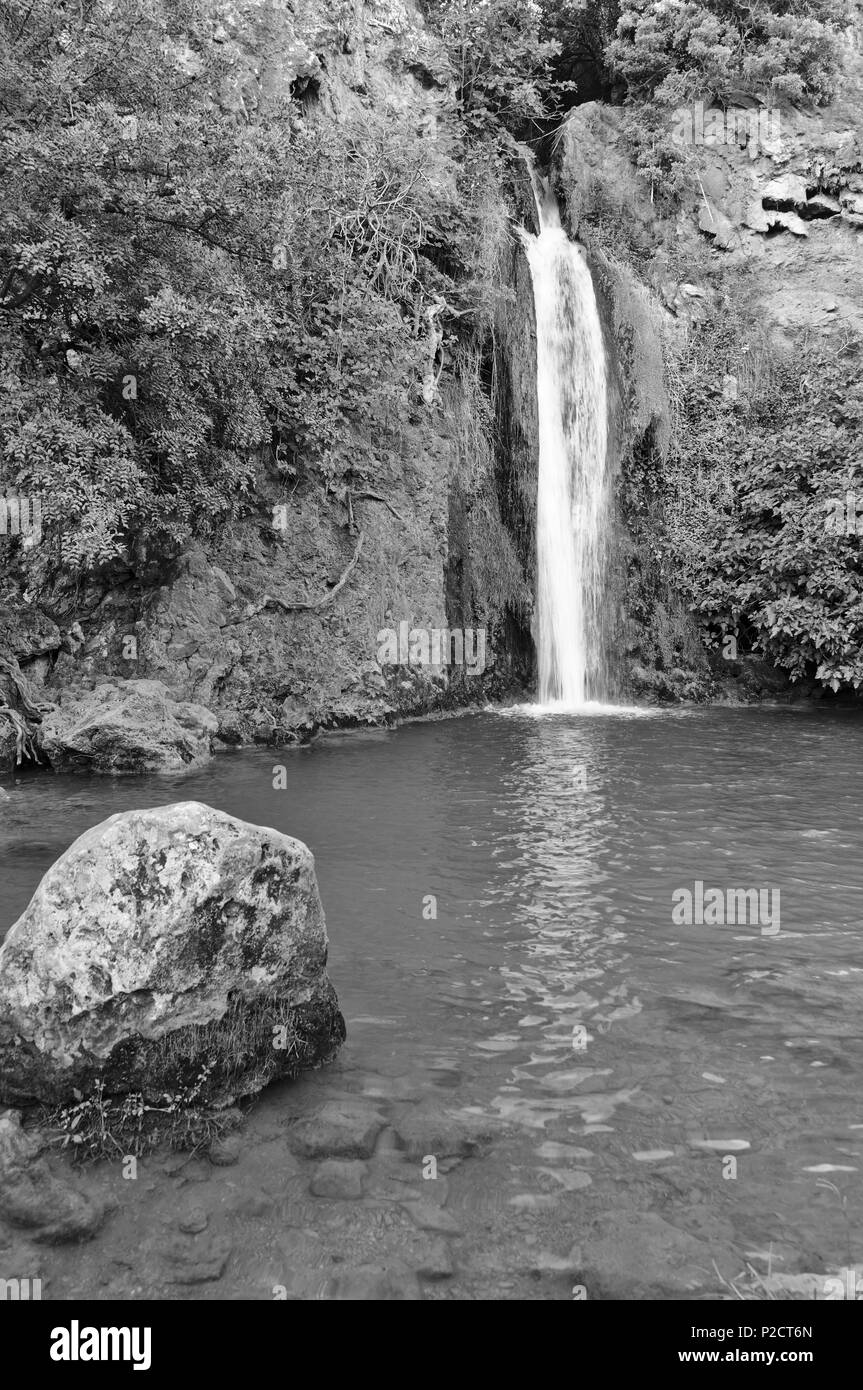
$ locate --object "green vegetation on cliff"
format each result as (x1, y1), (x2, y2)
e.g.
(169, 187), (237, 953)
(608, 0), (853, 106)
(668, 317), (863, 691)
(0, 0), (510, 580)
(3, 0), (862, 702)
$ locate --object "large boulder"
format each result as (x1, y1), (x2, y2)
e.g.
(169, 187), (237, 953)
(0, 801), (345, 1106)
(39, 679), (218, 774)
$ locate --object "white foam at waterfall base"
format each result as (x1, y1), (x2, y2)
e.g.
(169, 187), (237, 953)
(498, 700), (658, 719)
(492, 700), (658, 719)
(520, 180), (610, 708)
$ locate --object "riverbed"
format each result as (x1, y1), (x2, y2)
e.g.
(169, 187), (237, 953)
(1, 704), (861, 1299)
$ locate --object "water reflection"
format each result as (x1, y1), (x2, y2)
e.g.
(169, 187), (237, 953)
(2, 704), (863, 1296)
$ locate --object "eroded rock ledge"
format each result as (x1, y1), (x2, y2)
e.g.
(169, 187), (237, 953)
(39, 679), (219, 775)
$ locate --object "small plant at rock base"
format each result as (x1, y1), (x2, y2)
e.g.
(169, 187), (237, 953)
(42, 992), (342, 1161)
(46, 1065), (236, 1161)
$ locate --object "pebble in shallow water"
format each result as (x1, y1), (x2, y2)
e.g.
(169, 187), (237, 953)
(579, 1213), (721, 1300)
(524, 1244), (583, 1276)
(208, 1134), (243, 1167)
(508, 1193), (559, 1212)
(690, 1138), (750, 1152)
(402, 1200), (464, 1235)
(310, 1160), (368, 1199)
(394, 1102), (500, 1162)
(287, 1100), (386, 1160)
(320, 1263), (422, 1300)
(0, 1112), (108, 1244)
(405, 1235), (454, 1280)
(538, 1167), (592, 1191)
(365, 1151), (449, 1205)
(177, 1205), (209, 1235)
(162, 1231), (232, 1284)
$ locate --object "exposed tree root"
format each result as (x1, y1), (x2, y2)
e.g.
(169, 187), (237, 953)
(242, 531), (365, 619)
(353, 491), (407, 524)
(0, 654), (51, 764)
(0, 655), (48, 721)
(0, 705), (40, 764)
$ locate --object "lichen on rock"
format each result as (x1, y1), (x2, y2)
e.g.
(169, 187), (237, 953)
(0, 801), (345, 1112)
(39, 680), (219, 775)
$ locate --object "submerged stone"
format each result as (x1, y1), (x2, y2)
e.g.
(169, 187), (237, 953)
(287, 1099), (386, 1159)
(163, 1231), (232, 1284)
(0, 1110), (107, 1243)
(0, 801), (345, 1108)
(578, 1212), (721, 1299)
(208, 1134), (243, 1167)
(410, 1236), (454, 1280)
(320, 1262), (422, 1301)
(177, 1204), (209, 1235)
(401, 1200), (464, 1235)
(309, 1158), (367, 1198)
(394, 1101), (500, 1160)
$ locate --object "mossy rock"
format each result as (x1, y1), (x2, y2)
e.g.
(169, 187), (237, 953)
(0, 802), (345, 1109)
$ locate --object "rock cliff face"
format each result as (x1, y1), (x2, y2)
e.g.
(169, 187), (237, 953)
(3, 3), (859, 742)
(550, 69), (863, 702)
(0, 0), (533, 756)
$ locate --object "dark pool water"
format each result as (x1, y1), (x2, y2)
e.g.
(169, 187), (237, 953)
(1, 704), (862, 1299)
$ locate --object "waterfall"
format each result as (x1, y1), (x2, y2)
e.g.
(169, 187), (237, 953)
(520, 170), (609, 708)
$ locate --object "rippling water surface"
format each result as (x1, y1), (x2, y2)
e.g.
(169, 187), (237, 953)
(2, 704), (862, 1299)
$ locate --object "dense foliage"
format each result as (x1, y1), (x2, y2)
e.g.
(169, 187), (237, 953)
(607, 0), (854, 106)
(0, 0), (489, 576)
(3, 0), (862, 699)
(664, 319), (863, 691)
(602, 0), (857, 209)
(614, 2), (863, 693)
(422, 0), (569, 139)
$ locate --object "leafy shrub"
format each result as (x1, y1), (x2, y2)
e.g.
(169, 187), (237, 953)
(48, 1072), (232, 1159)
(663, 299), (863, 691)
(607, 0), (853, 106)
(0, 0), (490, 578)
(422, 0), (569, 138)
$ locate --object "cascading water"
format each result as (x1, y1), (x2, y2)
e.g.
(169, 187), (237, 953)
(519, 170), (610, 708)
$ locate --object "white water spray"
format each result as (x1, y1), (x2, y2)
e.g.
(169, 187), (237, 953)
(520, 171), (609, 707)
